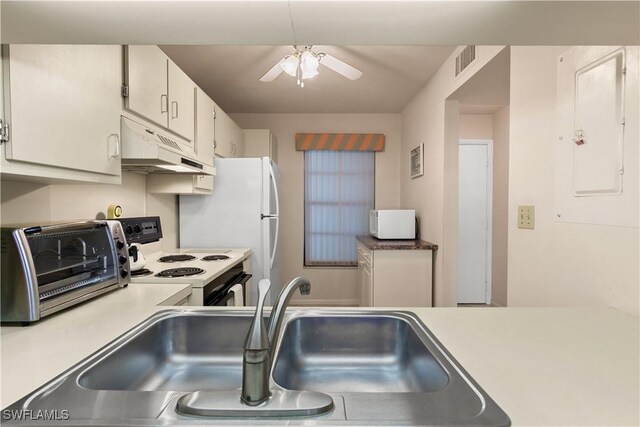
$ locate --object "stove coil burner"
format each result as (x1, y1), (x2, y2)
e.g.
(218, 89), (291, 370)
(130, 269), (153, 277)
(202, 255), (230, 261)
(158, 254), (197, 263)
(156, 267), (204, 278)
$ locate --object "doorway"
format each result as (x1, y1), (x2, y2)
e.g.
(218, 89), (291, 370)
(458, 139), (493, 304)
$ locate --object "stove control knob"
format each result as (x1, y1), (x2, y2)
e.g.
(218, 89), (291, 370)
(116, 240), (125, 250)
(125, 226), (133, 235)
(119, 256), (128, 265)
(120, 269), (129, 278)
(134, 225), (142, 233)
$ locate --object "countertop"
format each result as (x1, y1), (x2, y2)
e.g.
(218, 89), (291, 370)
(357, 235), (438, 250)
(1, 285), (638, 426)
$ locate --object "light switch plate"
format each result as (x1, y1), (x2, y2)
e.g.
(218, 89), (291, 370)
(518, 205), (535, 229)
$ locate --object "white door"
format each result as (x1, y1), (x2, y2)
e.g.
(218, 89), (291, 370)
(458, 141), (492, 304)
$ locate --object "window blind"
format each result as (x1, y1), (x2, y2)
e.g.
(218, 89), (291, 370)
(304, 150), (375, 267)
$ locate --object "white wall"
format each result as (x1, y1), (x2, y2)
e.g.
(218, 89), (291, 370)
(491, 106), (510, 307)
(507, 47), (639, 315)
(459, 115), (493, 139)
(1, 172), (179, 253)
(231, 113), (402, 305)
(401, 46), (505, 307)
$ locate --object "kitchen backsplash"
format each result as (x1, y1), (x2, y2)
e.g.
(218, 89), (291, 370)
(0, 172), (178, 251)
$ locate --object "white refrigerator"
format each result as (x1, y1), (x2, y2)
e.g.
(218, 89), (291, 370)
(179, 157), (280, 306)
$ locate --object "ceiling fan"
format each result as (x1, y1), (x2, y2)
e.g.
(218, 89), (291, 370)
(259, 45), (363, 87)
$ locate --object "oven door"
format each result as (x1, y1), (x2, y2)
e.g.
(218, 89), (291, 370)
(204, 272), (252, 306)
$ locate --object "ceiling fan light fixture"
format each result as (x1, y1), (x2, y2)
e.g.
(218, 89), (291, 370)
(300, 50), (319, 80)
(280, 55), (299, 77)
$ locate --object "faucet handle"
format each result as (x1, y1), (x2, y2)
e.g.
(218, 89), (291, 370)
(244, 279), (271, 351)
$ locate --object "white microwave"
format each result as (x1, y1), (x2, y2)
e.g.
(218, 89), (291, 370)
(369, 209), (416, 239)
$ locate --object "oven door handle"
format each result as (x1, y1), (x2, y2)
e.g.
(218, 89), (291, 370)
(215, 292), (233, 306)
(234, 273), (252, 286)
(226, 273), (251, 306)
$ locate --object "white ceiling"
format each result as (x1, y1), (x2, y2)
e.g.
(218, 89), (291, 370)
(2, 1), (638, 45)
(2, 1), (637, 114)
(159, 45), (455, 113)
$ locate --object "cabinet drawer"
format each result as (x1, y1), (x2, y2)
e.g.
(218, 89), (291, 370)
(357, 244), (373, 267)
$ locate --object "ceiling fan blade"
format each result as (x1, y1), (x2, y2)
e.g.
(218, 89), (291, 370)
(319, 54), (363, 80)
(259, 58), (285, 82)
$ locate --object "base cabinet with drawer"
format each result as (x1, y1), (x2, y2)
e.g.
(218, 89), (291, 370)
(357, 238), (436, 307)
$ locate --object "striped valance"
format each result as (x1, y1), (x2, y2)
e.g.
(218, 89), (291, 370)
(296, 133), (385, 151)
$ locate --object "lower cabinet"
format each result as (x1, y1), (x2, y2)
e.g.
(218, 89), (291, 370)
(357, 242), (433, 307)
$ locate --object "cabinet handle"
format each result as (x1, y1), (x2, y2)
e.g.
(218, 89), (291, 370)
(171, 101), (178, 119)
(109, 133), (120, 159)
(161, 94), (168, 114)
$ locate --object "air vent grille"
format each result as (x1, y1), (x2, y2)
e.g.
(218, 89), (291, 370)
(0, 236), (8, 254)
(455, 46), (476, 76)
(158, 135), (183, 151)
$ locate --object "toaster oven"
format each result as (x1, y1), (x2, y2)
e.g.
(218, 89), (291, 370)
(1, 221), (130, 324)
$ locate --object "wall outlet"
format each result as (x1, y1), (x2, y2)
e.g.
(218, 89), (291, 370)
(518, 205), (535, 229)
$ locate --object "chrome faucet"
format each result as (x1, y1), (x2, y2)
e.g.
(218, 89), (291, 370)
(241, 277), (311, 406)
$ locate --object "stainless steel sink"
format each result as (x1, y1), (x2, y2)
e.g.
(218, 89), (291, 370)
(79, 315), (251, 391)
(273, 315), (449, 393)
(3, 309), (510, 426)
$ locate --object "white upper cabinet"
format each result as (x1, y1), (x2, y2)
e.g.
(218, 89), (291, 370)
(168, 60), (195, 142)
(1, 45), (122, 183)
(243, 129), (278, 162)
(124, 46), (195, 144)
(213, 103), (243, 158)
(125, 45), (168, 128)
(195, 88), (215, 166)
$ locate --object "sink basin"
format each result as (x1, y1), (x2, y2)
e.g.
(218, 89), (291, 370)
(79, 315), (250, 391)
(3, 309), (510, 426)
(273, 315), (449, 393)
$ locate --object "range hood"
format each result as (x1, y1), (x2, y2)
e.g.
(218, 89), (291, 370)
(120, 116), (214, 175)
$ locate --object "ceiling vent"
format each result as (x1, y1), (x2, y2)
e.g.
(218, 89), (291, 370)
(455, 46), (476, 76)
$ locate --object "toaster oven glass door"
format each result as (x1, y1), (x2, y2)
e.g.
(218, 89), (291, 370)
(27, 226), (117, 300)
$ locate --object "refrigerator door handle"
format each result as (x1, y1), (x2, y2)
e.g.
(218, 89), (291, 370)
(269, 162), (280, 217)
(270, 216), (279, 269)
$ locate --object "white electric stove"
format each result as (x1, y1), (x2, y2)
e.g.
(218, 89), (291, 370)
(130, 248), (251, 306)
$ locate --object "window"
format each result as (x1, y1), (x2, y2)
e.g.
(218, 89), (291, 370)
(304, 150), (375, 266)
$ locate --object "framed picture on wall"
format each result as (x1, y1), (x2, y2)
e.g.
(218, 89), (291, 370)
(411, 144), (424, 179)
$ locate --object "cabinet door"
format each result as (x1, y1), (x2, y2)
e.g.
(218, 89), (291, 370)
(168, 60), (195, 142)
(6, 45), (122, 176)
(243, 129), (274, 158)
(362, 262), (373, 307)
(125, 45), (168, 127)
(357, 243), (373, 307)
(232, 122), (244, 157)
(195, 88), (215, 166)
(213, 104), (233, 158)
